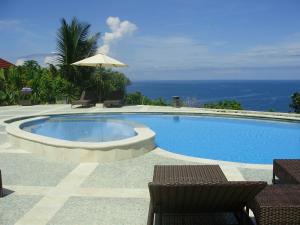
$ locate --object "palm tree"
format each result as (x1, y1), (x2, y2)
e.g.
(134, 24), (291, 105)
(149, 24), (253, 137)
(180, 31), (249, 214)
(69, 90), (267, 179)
(56, 17), (100, 87)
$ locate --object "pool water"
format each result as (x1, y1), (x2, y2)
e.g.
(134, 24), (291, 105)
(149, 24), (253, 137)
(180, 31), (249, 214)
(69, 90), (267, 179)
(22, 114), (300, 164)
(22, 117), (137, 142)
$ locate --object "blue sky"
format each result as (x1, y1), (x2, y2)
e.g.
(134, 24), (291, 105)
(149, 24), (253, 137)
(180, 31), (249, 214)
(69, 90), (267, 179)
(1, 0), (300, 80)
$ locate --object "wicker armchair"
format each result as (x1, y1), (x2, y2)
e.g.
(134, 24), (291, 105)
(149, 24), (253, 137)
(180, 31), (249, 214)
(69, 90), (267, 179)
(71, 90), (97, 108)
(147, 165), (267, 225)
(273, 159), (300, 184)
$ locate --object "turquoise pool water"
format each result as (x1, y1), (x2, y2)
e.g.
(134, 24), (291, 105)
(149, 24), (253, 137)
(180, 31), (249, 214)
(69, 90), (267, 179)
(22, 114), (300, 164)
(22, 117), (136, 142)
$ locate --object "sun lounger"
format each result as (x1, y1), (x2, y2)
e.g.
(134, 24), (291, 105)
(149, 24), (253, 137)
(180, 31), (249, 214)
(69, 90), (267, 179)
(103, 100), (123, 107)
(103, 90), (124, 108)
(272, 159), (300, 184)
(147, 165), (267, 225)
(71, 90), (97, 108)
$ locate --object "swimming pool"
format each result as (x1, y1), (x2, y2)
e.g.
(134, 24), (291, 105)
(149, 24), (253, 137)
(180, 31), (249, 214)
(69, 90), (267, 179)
(22, 117), (137, 142)
(22, 114), (300, 164)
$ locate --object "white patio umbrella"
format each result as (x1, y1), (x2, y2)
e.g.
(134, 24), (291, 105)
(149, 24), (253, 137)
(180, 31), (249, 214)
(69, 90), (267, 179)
(71, 53), (128, 103)
(71, 53), (127, 68)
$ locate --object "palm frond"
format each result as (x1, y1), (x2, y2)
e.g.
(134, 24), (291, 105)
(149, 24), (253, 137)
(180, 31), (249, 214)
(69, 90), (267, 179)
(56, 17), (100, 86)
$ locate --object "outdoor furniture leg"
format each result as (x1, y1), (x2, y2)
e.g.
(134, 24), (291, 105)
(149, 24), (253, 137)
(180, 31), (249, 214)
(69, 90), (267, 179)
(155, 206), (162, 225)
(235, 210), (254, 225)
(273, 159), (300, 184)
(0, 170), (3, 197)
(272, 170), (276, 184)
(147, 201), (154, 225)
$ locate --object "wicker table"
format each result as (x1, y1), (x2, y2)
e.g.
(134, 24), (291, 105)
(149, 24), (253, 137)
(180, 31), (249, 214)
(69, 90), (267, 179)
(153, 165), (228, 183)
(273, 159), (300, 184)
(246, 185), (300, 225)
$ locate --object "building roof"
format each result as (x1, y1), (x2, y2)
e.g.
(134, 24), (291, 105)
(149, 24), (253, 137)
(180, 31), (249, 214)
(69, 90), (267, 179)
(0, 58), (14, 69)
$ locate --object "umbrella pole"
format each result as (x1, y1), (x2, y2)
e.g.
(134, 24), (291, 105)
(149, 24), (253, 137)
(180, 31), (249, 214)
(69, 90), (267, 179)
(97, 65), (103, 103)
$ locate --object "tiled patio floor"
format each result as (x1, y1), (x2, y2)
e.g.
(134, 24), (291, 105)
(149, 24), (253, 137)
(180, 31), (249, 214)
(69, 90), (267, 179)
(0, 105), (274, 225)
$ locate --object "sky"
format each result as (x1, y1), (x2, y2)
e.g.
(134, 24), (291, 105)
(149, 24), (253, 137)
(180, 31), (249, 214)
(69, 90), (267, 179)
(1, 0), (300, 80)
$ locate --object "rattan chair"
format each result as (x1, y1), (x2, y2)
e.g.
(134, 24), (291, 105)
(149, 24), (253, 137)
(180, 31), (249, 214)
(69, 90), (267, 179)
(71, 90), (97, 108)
(273, 159), (300, 184)
(148, 179), (266, 225)
(103, 90), (124, 108)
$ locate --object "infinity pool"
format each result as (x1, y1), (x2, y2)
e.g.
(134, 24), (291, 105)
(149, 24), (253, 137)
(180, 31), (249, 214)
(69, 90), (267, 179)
(22, 114), (300, 164)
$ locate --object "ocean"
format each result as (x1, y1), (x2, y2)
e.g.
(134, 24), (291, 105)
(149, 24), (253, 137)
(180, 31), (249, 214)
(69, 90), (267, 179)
(127, 80), (300, 112)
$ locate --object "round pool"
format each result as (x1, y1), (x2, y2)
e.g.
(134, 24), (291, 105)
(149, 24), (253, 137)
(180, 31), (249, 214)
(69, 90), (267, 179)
(8, 113), (300, 164)
(21, 116), (137, 142)
(6, 115), (156, 163)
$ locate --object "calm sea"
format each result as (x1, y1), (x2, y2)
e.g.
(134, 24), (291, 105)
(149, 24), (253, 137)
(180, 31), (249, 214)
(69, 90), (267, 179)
(127, 80), (300, 112)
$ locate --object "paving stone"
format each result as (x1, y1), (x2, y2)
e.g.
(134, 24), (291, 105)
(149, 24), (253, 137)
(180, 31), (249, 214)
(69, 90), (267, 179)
(239, 167), (272, 184)
(0, 194), (42, 225)
(47, 197), (149, 225)
(82, 151), (202, 189)
(0, 133), (7, 144)
(0, 153), (77, 186)
(0, 125), (6, 132)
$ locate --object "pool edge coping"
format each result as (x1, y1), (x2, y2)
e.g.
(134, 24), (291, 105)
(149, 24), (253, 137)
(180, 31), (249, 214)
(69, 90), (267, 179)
(153, 148), (273, 169)
(6, 116), (156, 150)
(2, 105), (299, 166)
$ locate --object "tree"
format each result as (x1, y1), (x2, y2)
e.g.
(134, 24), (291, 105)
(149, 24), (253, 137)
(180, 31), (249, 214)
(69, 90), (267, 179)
(290, 92), (300, 113)
(56, 17), (100, 87)
(92, 68), (131, 101)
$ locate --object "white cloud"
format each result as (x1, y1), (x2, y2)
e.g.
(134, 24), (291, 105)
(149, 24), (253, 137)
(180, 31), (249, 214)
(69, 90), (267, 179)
(112, 33), (300, 79)
(15, 58), (25, 66)
(15, 52), (59, 67)
(0, 19), (40, 38)
(0, 20), (22, 30)
(120, 34), (300, 71)
(117, 35), (211, 71)
(98, 17), (137, 54)
(227, 41), (300, 67)
(44, 52), (59, 65)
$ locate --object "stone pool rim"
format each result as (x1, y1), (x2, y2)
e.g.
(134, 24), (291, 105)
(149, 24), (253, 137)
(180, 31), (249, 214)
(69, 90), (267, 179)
(7, 116), (156, 149)
(6, 115), (156, 162)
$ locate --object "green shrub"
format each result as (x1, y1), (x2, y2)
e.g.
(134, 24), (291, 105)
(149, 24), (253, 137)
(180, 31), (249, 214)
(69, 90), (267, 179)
(125, 92), (169, 106)
(290, 92), (300, 113)
(203, 100), (243, 110)
(150, 97), (169, 106)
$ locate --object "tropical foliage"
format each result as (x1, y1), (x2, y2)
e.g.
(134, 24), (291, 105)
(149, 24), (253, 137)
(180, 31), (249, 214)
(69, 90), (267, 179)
(290, 92), (300, 113)
(93, 68), (131, 101)
(125, 92), (169, 106)
(203, 100), (243, 110)
(56, 17), (100, 88)
(0, 17), (132, 106)
(0, 61), (77, 105)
